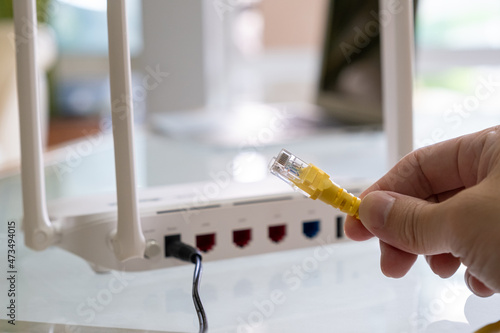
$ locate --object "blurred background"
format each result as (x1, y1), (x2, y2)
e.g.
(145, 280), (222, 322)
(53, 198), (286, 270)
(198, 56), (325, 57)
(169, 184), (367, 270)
(1, 0), (500, 170)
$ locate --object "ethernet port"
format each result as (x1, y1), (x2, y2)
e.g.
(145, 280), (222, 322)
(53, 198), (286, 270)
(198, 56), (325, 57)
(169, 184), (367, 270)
(303, 220), (320, 239)
(164, 234), (181, 257)
(268, 224), (286, 243)
(336, 216), (344, 239)
(233, 229), (252, 248)
(196, 233), (216, 253)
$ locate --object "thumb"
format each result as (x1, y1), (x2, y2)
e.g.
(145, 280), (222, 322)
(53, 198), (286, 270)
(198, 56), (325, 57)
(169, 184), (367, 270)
(359, 191), (449, 255)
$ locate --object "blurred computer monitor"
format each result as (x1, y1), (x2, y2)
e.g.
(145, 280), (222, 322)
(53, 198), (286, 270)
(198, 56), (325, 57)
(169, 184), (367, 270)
(317, 0), (417, 125)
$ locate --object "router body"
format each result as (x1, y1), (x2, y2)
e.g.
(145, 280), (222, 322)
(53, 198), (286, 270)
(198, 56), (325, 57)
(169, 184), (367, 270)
(47, 179), (366, 271)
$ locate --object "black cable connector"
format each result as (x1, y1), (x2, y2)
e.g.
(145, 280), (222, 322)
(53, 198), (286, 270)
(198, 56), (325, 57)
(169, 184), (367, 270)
(165, 239), (208, 333)
(165, 240), (199, 263)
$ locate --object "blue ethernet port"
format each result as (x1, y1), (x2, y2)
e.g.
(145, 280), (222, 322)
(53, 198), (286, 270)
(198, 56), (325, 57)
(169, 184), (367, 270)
(302, 220), (320, 239)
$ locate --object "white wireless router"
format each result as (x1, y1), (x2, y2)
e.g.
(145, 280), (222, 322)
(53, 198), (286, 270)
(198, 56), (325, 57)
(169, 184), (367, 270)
(14, 0), (413, 271)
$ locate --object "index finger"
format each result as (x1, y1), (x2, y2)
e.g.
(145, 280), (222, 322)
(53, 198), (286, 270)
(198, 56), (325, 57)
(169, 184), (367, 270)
(365, 131), (482, 200)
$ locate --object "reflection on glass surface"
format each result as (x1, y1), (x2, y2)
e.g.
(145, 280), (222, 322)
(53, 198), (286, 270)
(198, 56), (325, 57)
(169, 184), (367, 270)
(0, 320), (177, 333)
(3, 229), (499, 333)
(232, 151), (268, 183)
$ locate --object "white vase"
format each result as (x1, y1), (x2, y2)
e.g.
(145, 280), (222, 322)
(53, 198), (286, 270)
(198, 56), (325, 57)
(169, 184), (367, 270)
(0, 20), (57, 168)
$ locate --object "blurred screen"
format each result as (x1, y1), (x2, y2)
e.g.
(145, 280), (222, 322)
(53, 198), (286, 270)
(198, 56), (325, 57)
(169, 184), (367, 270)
(317, 0), (417, 125)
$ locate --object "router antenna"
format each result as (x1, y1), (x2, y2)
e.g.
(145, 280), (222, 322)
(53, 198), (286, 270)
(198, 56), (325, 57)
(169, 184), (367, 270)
(14, 0), (55, 250)
(379, 0), (414, 167)
(107, 0), (146, 261)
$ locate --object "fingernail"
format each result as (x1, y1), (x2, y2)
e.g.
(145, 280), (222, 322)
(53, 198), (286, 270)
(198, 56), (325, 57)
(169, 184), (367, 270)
(465, 272), (472, 291)
(359, 191), (395, 229)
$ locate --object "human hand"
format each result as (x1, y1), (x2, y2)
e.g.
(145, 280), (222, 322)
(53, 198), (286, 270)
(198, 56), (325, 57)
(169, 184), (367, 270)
(345, 126), (500, 297)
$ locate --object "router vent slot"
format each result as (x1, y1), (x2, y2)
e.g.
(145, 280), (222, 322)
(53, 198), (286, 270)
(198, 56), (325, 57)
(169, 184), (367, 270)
(157, 204), (221, 215)
(233, 196), (293, 206)
(189, 204), (221, 211)
(110, 198), (160, 206)
(157, 208), (188, 215)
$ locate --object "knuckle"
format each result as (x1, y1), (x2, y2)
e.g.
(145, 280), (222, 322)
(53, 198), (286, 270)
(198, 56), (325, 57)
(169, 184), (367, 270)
(442, 198), (476, 256)
(391, 200), (428, 252)
(407, 203), (428, 251)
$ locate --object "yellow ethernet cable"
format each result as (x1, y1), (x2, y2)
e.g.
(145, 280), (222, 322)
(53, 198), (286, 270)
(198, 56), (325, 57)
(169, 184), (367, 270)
(269, 149), (361, 219)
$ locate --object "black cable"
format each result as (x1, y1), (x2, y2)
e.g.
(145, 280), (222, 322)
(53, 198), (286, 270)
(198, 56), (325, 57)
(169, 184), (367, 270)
(165, 240), (208, 333)
(193, 254), (207, 333)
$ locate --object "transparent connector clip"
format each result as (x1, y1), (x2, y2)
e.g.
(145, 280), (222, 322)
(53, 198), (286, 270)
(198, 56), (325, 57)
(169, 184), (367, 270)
(269, 149), (310, 197)
(270, 148), (361, 218)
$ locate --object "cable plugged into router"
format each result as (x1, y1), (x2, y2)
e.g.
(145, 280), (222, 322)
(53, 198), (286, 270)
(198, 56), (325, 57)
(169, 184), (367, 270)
(165, 236), (208, 333)
(165, 235), (199, 262)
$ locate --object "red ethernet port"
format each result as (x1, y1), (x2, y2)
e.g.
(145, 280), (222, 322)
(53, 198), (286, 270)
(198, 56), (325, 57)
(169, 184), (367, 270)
(233, 229), (252, 248)
(268, 224), (286, 243)
(196, 233), (216, 253)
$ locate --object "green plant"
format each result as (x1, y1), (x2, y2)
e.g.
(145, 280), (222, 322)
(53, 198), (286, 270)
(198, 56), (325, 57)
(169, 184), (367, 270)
(0, 0), (52, 24)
